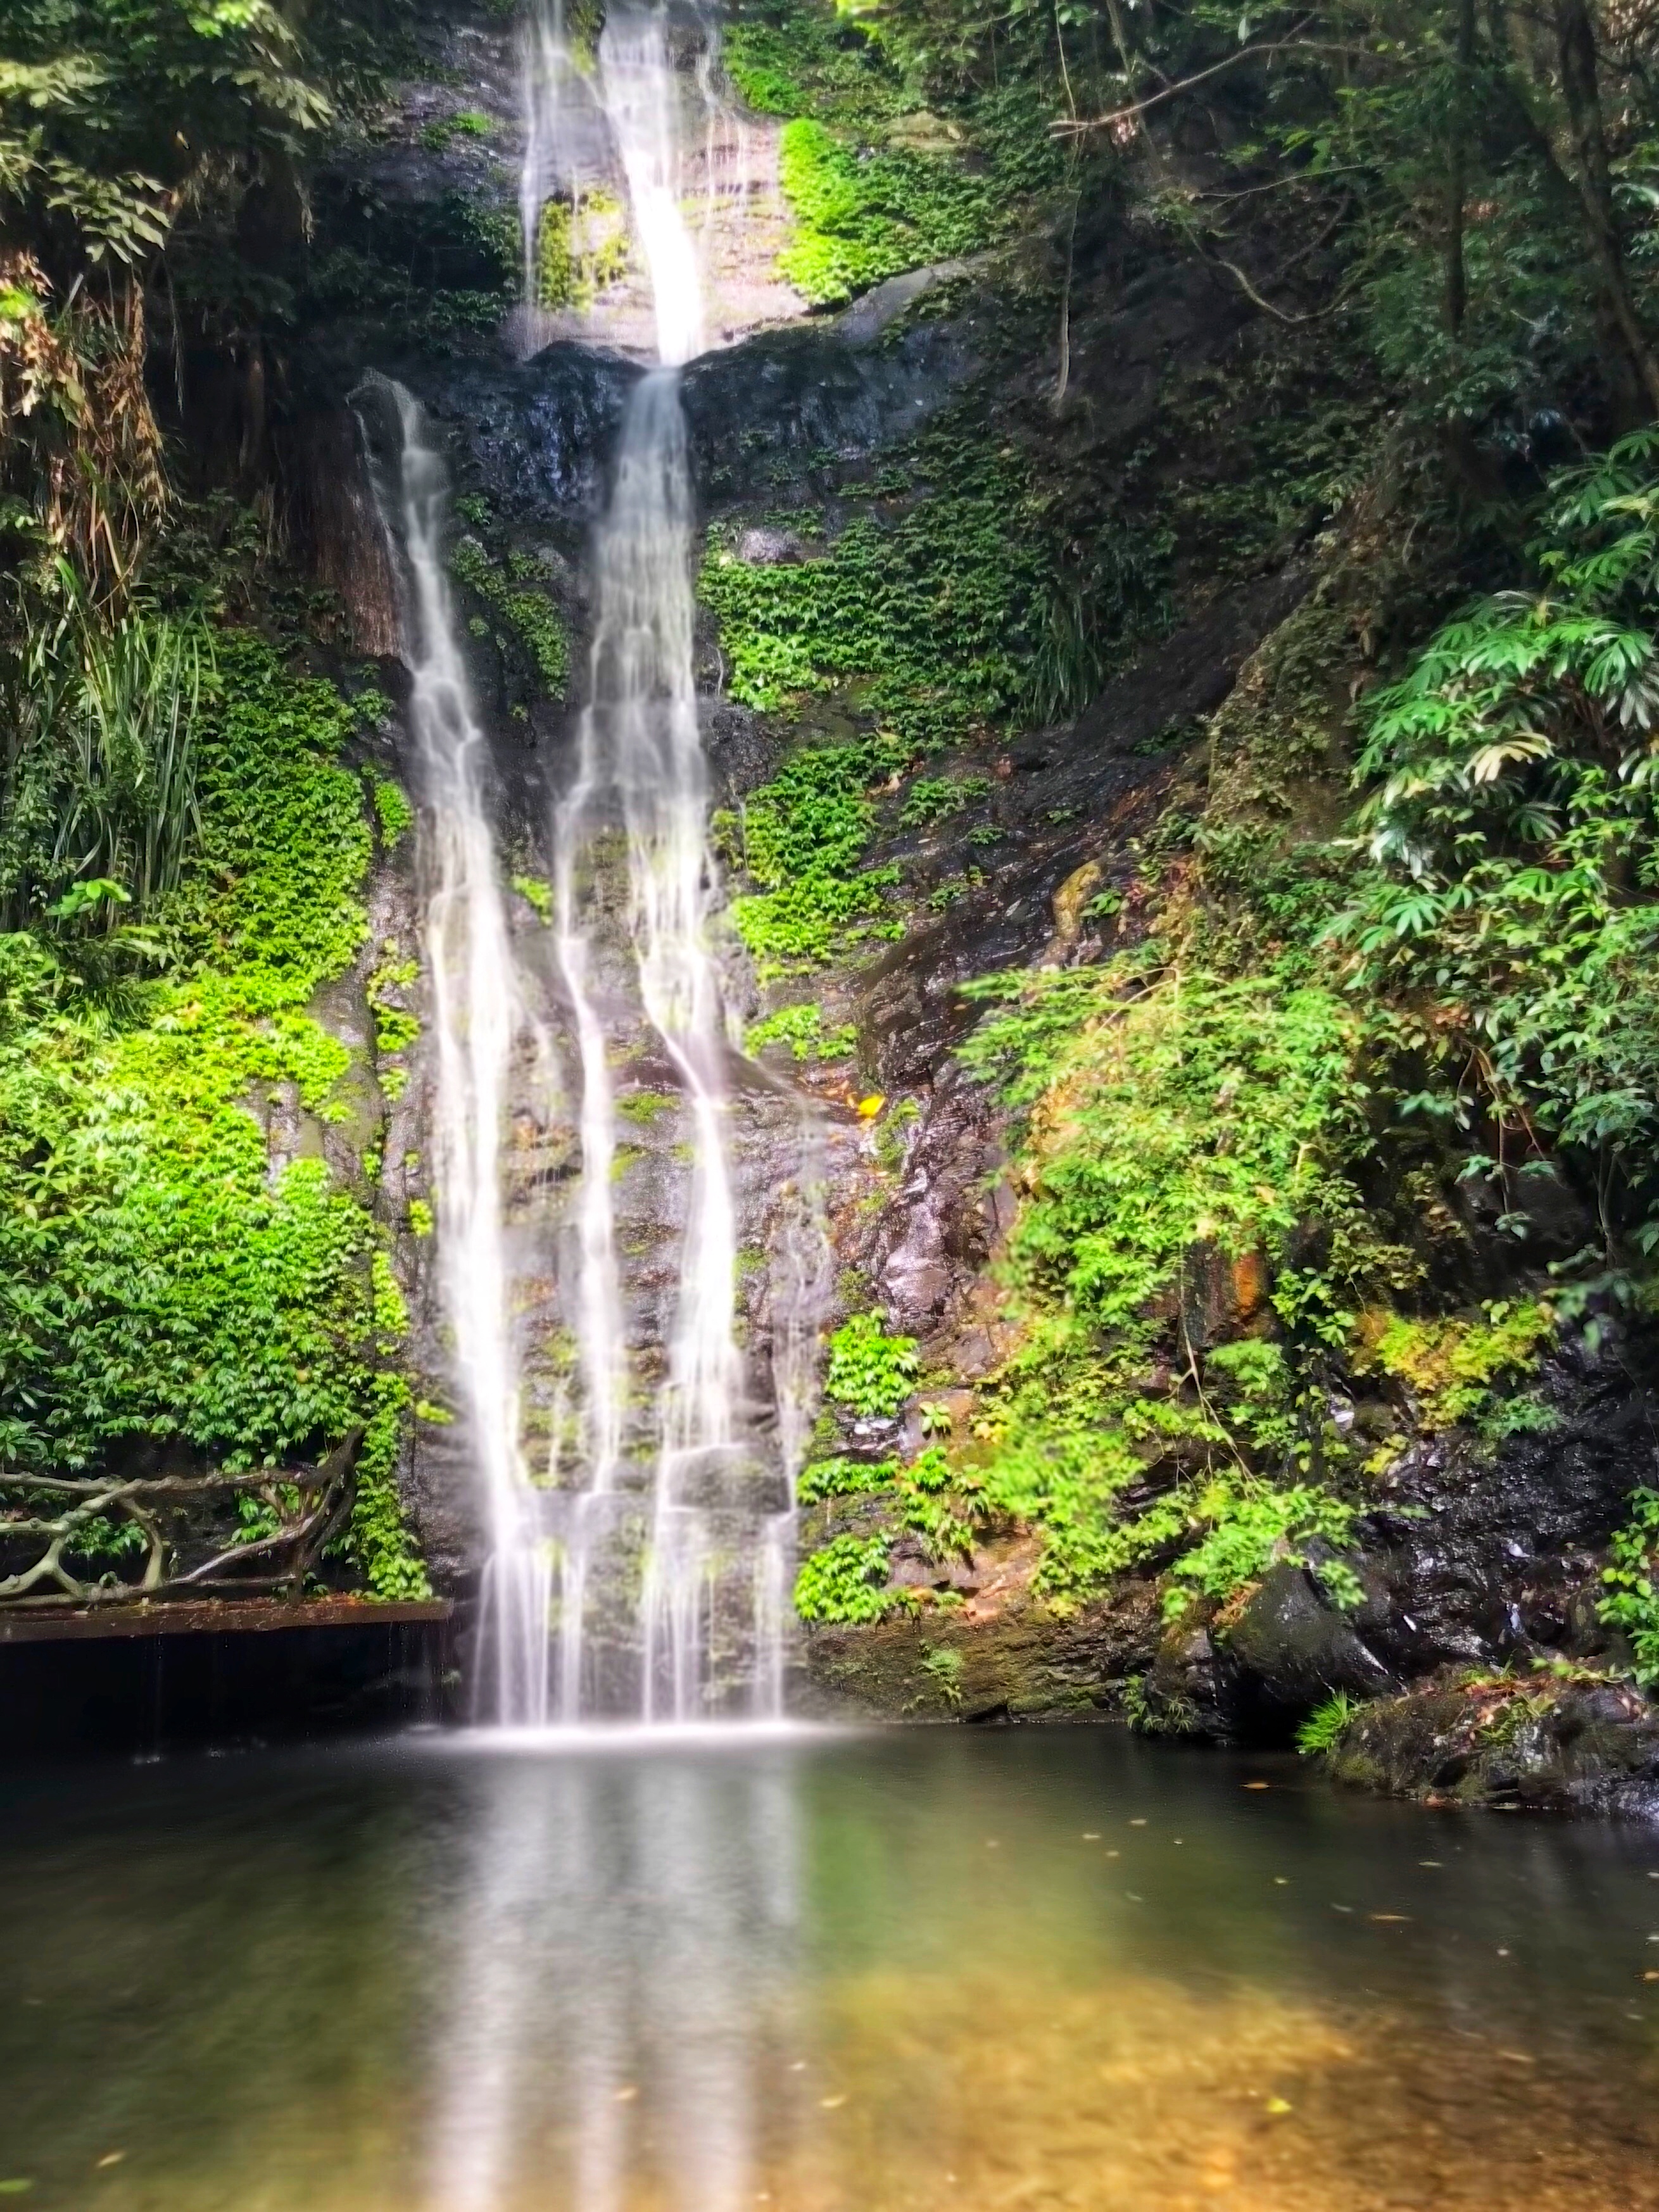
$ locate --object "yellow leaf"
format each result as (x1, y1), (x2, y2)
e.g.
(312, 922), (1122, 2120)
(856, 1094), (885, 1119)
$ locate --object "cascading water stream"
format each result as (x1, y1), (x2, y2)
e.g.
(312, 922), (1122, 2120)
(545, 7), (750, 1722)
(353, 376), (551, 1726)
(355, 0), (821, 1726)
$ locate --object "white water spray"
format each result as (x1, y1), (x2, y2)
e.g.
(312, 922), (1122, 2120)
(356, 377), (550, 1728)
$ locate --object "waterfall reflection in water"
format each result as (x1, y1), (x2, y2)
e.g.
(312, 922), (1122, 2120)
(429, 1742), (802, 2212)
(8, 1733), (1659, 2211)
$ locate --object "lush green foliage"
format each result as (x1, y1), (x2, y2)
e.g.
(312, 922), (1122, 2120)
(702, 429), (1163, 740)
(1330, 434), (1659, 1261)
(824, 1311), (921, 1419)
(0, 627), (426, 1593)
(743, 1001), (856, 1060)
(1599, 1488), (1659, 1686)
(1, 0), (333, 273)
(775, 115), (998, 305)
(939, 962), (1392, 1604)
(793, 1531), (895, 1623)
(721, 736), (902, 971)
(726, 3), (1069, 306)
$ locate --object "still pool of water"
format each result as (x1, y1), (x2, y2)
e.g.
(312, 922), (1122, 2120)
(5, 1725), (1659, 2211)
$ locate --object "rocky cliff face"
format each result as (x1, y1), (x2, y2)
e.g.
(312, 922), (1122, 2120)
(250, 0), (1659, 1797)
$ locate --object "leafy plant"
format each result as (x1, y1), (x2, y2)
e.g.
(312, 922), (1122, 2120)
(1599, 1486), (1659, 1687)
(824, 1311), (920, 1419)
(450, 537), (568, 697)
(1296, 1690), (1365, 1756)
(744, 1001), (856, 1060)
(792, 1531), (895, 1623)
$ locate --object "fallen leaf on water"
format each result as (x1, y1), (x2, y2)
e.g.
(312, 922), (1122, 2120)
(614, 2087), (639, 2103)
(820, 2096), (847, 2110)
(1243, 1782), (1270, 1792)
(1265, 2098), (1292, 2117)
(1370, 1914), (1411, 1924)
(97, 2155), (125, 2170)
(0, 2185), (34, 2198)
(1498, 2051), (1536, 2066)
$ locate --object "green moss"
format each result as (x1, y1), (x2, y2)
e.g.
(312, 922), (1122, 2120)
(776, 116), (997, 308)
(616, 1090), (676, 1124)
(534, 191), (629, 311)
(700, 428), (1168, 746)
(1354, 1302), (1556, 1431)
(720, 735), (902, 972)
(450, 535), (568, 696)
(724, 6), (1068, 307)
(420, 108), (496, 151)
(511, 873), (553, 923)
(914, 961), (1397, 1606)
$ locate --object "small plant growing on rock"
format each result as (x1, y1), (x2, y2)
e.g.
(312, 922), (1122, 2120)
(825, 1310), (920, 1419)
(1296, 1691), (1365, 1756)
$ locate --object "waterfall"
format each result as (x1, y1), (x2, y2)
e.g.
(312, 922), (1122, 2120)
(546, 6), (752, 1723)
(357, 3), (814, 1727)
(353, 375), (551, 1727)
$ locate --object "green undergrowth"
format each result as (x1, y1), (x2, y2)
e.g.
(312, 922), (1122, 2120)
(717, 733), (903, 972)
(450, 536), (568, 698)
(1600, 1489), (1659, 1686)
(0, 628), (427, 1595)
(534, 192), (628, 313)
(794, 943), (1559, 1630)
(700, 424), (1168, 743)
(744, 1001), (856, 1061)
(724, 4), (1069, 307)
(950, 959), (1397, 1607)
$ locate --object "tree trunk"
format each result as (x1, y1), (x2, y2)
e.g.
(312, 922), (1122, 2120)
(1553, 0), (1659, 415)
(1444, 0), (1477, 335)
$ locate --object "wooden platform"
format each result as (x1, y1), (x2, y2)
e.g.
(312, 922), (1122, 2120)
(0, 1598), (457, 1755)
(0, 1597), (452, 1643)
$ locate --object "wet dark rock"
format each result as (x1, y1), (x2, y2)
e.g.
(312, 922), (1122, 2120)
(801, 1533), (1162, 1722)
(1218, 1563), (1401, 1726)
(855, 565), (1312, 1088)
(1139, 1622), (1228, 1737)
(1329, 1675), (1659, 1819)
(1350, 1342), (1658, 1681)
(681, 311), (980, 495)
(857, 1064), (1004, 1337)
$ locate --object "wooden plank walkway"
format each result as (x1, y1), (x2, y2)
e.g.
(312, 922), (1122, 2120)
(0, 1599), (452, 1643)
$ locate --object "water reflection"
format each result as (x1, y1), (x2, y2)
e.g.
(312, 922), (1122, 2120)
(6, 1730), (1659, 2210)
(430, 1736), (804, 2212)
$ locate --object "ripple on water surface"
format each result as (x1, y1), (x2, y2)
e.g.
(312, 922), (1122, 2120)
(3, 1728), (1658, 2211)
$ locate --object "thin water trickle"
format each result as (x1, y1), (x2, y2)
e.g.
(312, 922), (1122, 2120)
(353, 375), (552, 1728)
